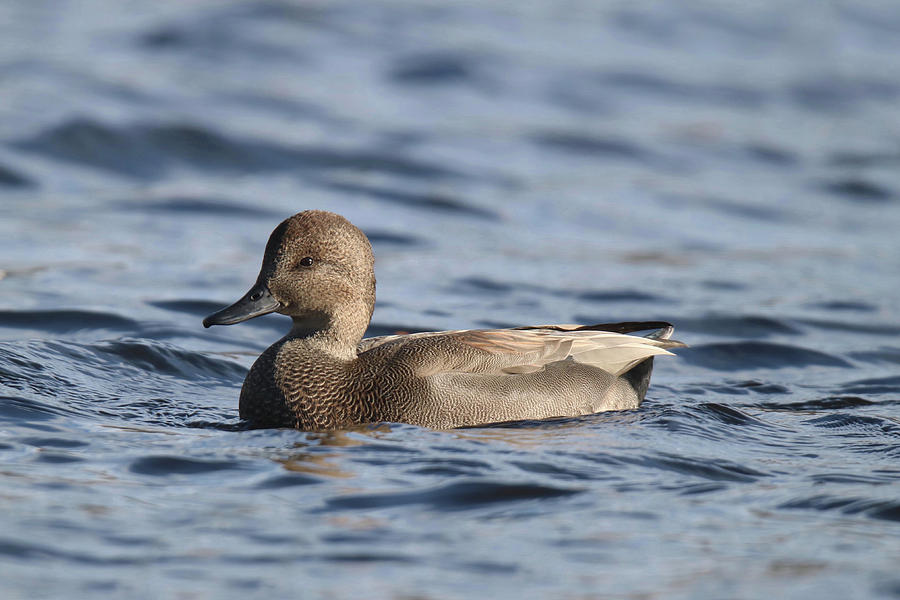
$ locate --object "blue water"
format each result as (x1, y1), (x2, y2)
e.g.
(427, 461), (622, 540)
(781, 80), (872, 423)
(2, 1), (900, 598)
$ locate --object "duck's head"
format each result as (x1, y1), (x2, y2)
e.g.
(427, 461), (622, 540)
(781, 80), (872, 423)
(203, 210), (375, 350)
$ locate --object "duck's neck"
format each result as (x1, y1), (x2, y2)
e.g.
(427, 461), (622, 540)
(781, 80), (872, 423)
(286, 306), (368, 361)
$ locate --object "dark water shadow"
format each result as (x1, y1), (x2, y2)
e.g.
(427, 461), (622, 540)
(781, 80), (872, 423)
(530, 130), (672, 168)
(0, 162), (33, 187)
(13, 119), (461, 181)
(790, 78), (900, 113)
(677, 341), (851, 370)
(753, 396), (876, 412)
(322, 181), (499, 220)
(821, 178), (894, 204)
(0, 309), (140, 334)
(659, 314), (800, 338)
(115, 196), (284, 218)
(320, 480), (581, 512)
(391, 51), (485, 86)
(598, 70), (768, 109)
(780, 495), (900, 523)
(129, 455), (250, 476)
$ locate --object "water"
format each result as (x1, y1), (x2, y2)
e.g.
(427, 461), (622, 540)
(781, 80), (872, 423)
(2, 1), (900, 598)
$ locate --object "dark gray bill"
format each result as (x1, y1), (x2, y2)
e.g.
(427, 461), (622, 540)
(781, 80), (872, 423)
(202, 284), (281, 327)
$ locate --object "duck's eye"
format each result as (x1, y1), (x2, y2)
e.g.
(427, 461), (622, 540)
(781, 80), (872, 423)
(298, 256), (314, 268)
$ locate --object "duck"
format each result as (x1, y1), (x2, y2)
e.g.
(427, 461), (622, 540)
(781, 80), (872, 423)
(203, 210), (684, 430)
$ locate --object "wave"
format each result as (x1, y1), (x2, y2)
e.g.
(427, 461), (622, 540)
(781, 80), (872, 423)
(13, 119), (460, 181)
(322, 480), (581, 512)
(0, 162), (33, 187)
(677, 341), (851, 370)
(0, 339), (244, 429)
(0, 310), (140, 335)
(780, 495), (900, 523)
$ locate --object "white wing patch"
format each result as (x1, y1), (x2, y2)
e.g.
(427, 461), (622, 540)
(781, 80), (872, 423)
(458, 328), (681, 376)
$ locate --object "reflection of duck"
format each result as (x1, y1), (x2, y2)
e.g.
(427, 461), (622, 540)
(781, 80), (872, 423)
(204, 210), (684, 430)
(274, 431), (375, 480)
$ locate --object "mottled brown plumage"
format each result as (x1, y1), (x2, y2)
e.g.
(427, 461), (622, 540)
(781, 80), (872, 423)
(203, 210), (684, 430)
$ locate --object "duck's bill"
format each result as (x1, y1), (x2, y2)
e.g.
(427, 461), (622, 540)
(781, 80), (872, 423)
(202, 284), (281, 327)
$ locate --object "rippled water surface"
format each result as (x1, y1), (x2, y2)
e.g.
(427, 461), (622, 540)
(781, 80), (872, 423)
(2, 1), (900, 598)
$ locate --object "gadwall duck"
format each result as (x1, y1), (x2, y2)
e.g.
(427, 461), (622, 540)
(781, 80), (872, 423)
(203, 210), (684, 430)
